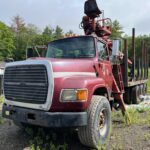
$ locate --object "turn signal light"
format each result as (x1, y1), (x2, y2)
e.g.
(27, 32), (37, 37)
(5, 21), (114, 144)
(77, 90), (88, 101)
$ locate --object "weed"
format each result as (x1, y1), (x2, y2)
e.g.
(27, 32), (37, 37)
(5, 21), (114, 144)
(124, 111), (131, 125)
(98, 145), (106, 150)
(147, 68), (150, 94)
(112, 143), (123, 150)
(136, 106), (150, 113)
(49, 142), (57, 150)
(124, 109), (140, 125)
(144, 133), (150, 141)
(147, 121), (150, 128)
(26, 127), (68, 150)
(25, 127), (34, 137)
(112, 110), (124, 123)
(113, 108), (147, 126)
(146, 111), (150, 128)
(0, 116), (3, 124)
(0, 96), (4, 103)
(57, 143), (68, 150)
(112, 110), (122, 118)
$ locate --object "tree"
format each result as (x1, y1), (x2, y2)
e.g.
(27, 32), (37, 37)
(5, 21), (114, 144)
(43, 26), (53, 37)
(27, 24), (40, 35)
(110, 20), (123, 39)
(66, 30), (74, 35)
(42, 26), (54, 44)
(0, 21), (15, 60)
(26, 24), (41, 46)
(126, 35), (150, 65)
(11, 15), (27, 60)
(10, 16), (42, 60)
(11, 15), (26, 33)
(53, 25), (63, 40)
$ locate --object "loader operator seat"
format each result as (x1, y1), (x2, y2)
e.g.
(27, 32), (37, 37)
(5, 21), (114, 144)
(84, 0), (102, 18)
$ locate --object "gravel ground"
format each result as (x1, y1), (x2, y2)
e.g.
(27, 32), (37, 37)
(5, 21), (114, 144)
(0, 103), (150, 150)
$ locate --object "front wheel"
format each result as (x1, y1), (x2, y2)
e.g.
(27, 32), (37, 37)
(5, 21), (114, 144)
(78, 96), (111, 149)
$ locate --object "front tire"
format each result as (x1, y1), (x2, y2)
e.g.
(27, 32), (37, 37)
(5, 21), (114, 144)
(78, 96), (111, 149)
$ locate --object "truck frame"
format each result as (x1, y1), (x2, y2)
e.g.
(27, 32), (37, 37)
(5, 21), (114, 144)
(2, 0), (149, 149)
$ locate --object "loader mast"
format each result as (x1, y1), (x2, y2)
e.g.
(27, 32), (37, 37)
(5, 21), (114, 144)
(81, 0), (127, 113)
(81, 0), (112, 41)
(80, 0), (149, 112)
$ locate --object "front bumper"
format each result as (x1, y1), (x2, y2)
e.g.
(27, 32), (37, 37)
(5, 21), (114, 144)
(2, 104), (87, 127)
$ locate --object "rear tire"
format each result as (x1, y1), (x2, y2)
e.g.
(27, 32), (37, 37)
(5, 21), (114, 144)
(124, 88), (131, 104)
(131, 86), (140, 104)
(139, 85), (143, 96)
(78, 96), (111, 149)
(143, 84), (147, 95)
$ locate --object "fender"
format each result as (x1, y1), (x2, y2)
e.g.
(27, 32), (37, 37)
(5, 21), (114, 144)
(50, 75), (108, 112)
(92, 84), (112, 100)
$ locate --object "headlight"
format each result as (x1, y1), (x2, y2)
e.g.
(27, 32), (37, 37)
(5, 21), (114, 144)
(60, 89), (88, 102)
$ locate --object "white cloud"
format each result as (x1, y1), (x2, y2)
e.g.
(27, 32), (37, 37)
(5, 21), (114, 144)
(0, 0), (150, 35)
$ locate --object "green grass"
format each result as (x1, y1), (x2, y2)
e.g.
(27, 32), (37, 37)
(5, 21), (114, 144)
(0, 96), (4, 104)
(147, 68), (150, 93)
(0, 96), (4, 124)
(0, 116), (3, 124)
(112, 108), (150, 127)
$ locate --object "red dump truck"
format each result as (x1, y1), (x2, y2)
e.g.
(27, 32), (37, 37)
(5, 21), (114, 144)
(2, 0), (149, 148)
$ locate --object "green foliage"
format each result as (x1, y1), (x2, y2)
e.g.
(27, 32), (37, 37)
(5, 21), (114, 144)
(42, 26), (54, 44)
(125, 35), (150, 64)
(11, 16), (46, 60)
(5, 16), (68, 60)
(43, 26), (54, 37)
(53, 25), (63, 40)
(0, 21), (15, 60)
(110, 20), (123, 39)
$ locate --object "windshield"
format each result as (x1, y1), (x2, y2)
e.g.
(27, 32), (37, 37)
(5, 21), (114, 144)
(46, 37), (95, 58)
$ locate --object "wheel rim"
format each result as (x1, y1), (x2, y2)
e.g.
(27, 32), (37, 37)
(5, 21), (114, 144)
(98, 108), (108, 137)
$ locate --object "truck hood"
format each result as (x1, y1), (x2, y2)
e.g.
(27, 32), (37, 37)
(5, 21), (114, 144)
(31, 58), (96, 78)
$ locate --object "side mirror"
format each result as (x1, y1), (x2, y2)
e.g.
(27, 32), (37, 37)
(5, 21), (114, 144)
(112, 40), (120, 56)
(5, 58), (14, 62)
(26, 48), (33, 59)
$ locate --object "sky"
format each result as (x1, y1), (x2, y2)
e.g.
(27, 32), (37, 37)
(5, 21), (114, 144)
(0, 0), (150, 36)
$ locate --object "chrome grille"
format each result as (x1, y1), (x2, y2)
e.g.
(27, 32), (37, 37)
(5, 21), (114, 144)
(4, 65), (48, 104)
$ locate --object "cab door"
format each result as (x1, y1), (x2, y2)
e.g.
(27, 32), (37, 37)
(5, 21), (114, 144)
(97, 40), (113, 90)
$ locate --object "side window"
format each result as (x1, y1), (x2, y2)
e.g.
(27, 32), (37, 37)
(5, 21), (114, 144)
(97, 41), (107, 60)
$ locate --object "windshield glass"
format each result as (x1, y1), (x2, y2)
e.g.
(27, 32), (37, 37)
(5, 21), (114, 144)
(46, 37), (95, 58)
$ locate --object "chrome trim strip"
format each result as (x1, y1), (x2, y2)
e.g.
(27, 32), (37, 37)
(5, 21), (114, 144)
(54, 72), (96, 78)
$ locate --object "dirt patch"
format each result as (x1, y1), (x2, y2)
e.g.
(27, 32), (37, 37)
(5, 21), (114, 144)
(108, 121), (150, 150)
(0, 105), (150, 150)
